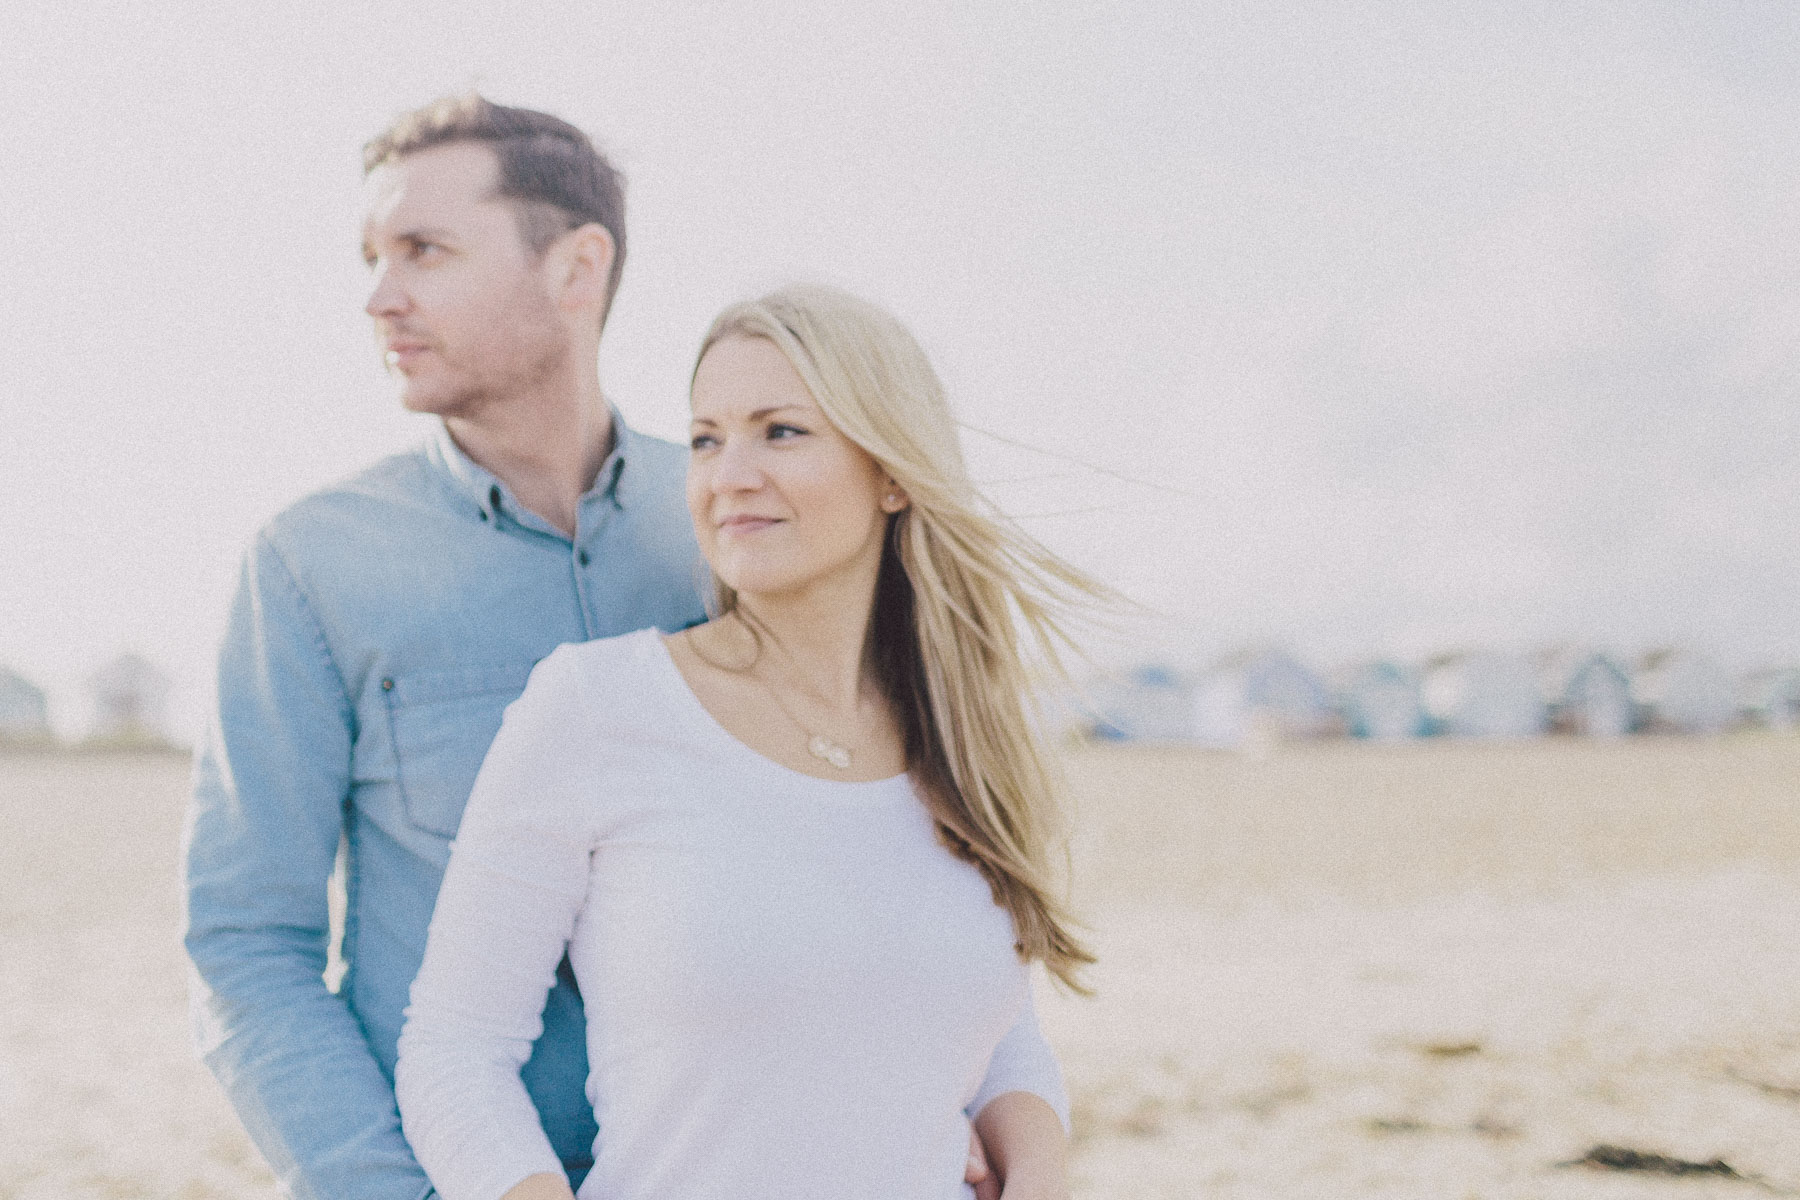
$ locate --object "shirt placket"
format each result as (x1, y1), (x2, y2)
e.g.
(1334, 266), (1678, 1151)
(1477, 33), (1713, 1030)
(571, 482), (620, 640)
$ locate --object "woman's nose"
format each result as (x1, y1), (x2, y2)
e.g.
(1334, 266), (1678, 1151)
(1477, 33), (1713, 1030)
(709, 439), (764, 492)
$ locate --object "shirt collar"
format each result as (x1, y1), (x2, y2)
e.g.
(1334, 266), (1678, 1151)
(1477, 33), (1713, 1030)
(603, 418), (654, 512)
(425, 408), (642, 525)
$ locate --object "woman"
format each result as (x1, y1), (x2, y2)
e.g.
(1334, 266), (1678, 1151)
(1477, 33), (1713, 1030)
(395, 285), (1103, 1199)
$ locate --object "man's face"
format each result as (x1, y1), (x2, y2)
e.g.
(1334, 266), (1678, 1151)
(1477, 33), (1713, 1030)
(361, 142), (567, 418)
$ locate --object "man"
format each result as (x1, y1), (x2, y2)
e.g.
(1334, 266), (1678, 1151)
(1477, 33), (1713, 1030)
(182, 94), (1064, 1200)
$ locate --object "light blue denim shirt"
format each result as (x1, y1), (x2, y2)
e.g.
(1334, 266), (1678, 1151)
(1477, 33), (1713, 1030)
(182, 416), (708, 1200)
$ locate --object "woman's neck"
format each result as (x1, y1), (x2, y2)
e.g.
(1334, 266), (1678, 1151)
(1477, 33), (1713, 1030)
(726, 577), (879, 712)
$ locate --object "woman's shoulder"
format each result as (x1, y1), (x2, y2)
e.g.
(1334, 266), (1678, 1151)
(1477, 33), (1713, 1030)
(481, 629), (679, 797)
(520, 627), (675, 722)
(537, 625), (668, 673)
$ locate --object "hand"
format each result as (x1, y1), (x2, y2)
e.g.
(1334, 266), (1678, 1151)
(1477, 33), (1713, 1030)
(967, 1120), (1073, 1200)
(966, 1126), (1000, 1200)
(500, 1172), (577, 1200)
(971, 1091), (1070, 1200)
(993, 1171), (1072, 1200)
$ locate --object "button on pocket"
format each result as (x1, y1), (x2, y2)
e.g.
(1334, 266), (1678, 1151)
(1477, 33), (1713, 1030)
(381, 664), (535, 839)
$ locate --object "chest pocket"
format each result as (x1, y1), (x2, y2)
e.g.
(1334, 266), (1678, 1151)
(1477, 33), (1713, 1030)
(381, 663), (536, 839)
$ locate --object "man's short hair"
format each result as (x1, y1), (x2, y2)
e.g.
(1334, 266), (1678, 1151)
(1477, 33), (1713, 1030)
(364, 94), (628, 326)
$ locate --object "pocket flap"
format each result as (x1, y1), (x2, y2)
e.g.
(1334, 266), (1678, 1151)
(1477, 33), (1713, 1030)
(382, 663), (536, 838)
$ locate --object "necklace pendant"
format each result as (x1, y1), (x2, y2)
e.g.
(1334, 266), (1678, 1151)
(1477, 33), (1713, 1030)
(808, 734), (853, 770)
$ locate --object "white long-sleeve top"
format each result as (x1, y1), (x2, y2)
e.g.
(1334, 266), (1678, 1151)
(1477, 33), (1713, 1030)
(395, 629), (1068, 1200)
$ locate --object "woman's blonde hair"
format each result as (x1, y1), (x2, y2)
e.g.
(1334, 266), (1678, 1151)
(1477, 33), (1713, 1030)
(695, 283), (1104, 991)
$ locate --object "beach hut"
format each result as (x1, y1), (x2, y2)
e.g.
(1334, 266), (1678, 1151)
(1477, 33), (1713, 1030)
(1739, 668), (1800, 732)
(1086, 664), (1193, 743)
(1335, 660), (1426, 741)
(1190, 649), (1335, 750)
(1631, 649), (1736, 735)
(0, 668), (52, 743)
(1421, 651), (1546, 739)
(1537, 648), (1635, 737)
(86, 652), (173, 745)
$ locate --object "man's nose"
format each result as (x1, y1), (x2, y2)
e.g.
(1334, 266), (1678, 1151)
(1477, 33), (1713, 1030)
(365, 265), (410, 319)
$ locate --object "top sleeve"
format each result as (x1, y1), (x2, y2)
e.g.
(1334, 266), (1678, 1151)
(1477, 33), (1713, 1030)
(967, 988), (1071, 1133)
(182, 533), (435, 1200)
(394, 647), (600, 1200)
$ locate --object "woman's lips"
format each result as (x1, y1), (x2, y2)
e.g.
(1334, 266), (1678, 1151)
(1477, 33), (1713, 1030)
(716, 515), (779, 534)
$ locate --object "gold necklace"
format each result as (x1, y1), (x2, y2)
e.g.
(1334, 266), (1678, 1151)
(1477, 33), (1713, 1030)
(687, 620), (857, 770)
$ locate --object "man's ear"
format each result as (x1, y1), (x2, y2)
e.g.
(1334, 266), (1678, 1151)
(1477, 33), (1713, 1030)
(553, 223), (616, 317)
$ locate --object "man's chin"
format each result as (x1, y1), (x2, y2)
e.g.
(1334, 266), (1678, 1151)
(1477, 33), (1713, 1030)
(397, 387), (464, 418)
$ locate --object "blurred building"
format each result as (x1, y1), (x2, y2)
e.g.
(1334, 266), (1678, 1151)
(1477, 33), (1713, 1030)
(1085, 664), (1193, 743)
(1421, 651), (1546, 739)
(1537, 648), (1634, 737)
(1739, 668), (1800, 732)
(1631, 649), (1736, 735)
(86, 652), (174, 745)
(1190, 648), (1335, 750)
(1335, 660), (1426, 742)
(0, 667), (52, 744)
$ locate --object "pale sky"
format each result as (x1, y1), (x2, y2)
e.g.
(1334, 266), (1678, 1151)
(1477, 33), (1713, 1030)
(4, 1), (1798, 738)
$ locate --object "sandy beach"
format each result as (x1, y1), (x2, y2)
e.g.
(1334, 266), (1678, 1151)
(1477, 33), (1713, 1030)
(5, 736), (1799, 1199)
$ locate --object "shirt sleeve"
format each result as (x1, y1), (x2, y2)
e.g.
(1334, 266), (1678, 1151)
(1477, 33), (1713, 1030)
(966, 988), (1071, 1133)
(395, 648), (598, 1200)
(181, 533), (435, 1200)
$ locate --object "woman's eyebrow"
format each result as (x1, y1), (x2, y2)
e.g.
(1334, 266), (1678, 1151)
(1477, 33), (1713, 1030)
(690, 405), (810, 426)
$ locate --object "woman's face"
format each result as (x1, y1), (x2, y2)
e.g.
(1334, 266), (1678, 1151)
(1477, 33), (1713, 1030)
(687, 335), (902, 602)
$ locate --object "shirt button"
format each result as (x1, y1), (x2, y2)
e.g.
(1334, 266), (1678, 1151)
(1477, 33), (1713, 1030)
(578, 550), (591, 567)
(381, 678), (394, 691)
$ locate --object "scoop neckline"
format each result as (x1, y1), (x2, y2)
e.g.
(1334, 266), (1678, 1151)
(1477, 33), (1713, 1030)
(641, 629), (914, 795)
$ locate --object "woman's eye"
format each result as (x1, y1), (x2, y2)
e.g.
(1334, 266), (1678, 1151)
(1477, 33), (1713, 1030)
(689, 432), (718, 451)
(767, 423), (807, 440)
